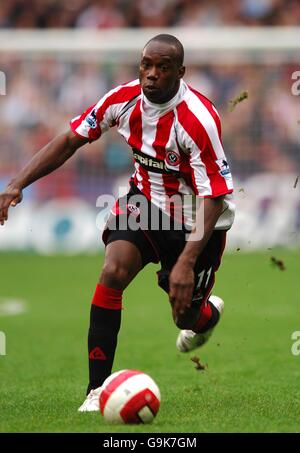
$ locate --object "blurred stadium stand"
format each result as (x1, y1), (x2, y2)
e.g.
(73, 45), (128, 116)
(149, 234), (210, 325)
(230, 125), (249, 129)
(1, 0), (300, 28)
(0, 1), (299, 252)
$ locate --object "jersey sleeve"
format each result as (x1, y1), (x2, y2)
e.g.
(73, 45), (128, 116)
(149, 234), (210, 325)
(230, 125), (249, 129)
(69, 88), (120, 142)
(70, 104), (100, 142)
(70, 80), (141, 143)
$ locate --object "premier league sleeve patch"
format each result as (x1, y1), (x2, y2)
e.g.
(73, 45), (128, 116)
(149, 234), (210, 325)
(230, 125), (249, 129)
(84, 109), (97, 129)
(215, 158), (232, 180)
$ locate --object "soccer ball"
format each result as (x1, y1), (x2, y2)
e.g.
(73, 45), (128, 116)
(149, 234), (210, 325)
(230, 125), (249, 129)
(99, 369), (161, 424)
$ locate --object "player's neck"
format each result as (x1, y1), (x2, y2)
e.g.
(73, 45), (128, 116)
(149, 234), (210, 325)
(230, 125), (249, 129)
(144, 80), (183, 108)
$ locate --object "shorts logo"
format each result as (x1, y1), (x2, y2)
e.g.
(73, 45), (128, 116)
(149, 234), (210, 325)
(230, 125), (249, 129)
(127, 204), (140, 216)
(85, 109), (97, 129)
(216, 158), (231, 179)
(166, 151), (180, 167)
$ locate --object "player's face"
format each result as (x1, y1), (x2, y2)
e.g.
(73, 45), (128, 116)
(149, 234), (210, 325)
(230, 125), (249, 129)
(139, 41), (185, 104)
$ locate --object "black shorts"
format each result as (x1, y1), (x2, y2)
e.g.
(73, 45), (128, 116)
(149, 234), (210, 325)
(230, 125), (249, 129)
(103, 183), (226, 305)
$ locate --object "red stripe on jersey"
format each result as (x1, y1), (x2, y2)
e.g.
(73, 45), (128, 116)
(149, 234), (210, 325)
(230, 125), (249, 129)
(120, 388), (160, 423)
(128, 100), (151, 198)
(113, 83), (141, 103)
(152, 111), (174, 160)
(128, 99), (143, 150)
(178, 152), (195, 191)
(133, 171), (139, 192)
(176, 102), (203, 195)
(94, 84), (141, 141)
(152, 111), (180, 218)
(152, 112), (180, 197)
(189, 86), (222, 140)
(98, 84), (141, 124)
(100, 370), (143, 414)
(177, 101), (228, 197)
(135, 164), (151, 200)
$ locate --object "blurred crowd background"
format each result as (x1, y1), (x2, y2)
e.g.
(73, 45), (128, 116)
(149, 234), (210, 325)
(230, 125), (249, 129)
(1, 0), (300, 28)
(0, 0), (299, 203)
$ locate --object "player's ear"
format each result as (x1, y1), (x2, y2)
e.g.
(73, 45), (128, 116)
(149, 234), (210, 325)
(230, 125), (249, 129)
(178, 66), (185, 79)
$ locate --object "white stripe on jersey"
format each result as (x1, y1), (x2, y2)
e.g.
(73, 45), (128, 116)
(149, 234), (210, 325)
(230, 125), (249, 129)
(118, 104), (137, 142)
(140, 115), (168, 211)
(187, 90), (233, 192)
(176, 120), (213, 197)
(141, 116), (158, 158)
(149, 173), (167, 212)
(188, 90), (225, 159)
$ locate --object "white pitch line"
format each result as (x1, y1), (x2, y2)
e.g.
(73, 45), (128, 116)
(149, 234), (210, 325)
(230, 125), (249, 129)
(0, 299), (27, 316)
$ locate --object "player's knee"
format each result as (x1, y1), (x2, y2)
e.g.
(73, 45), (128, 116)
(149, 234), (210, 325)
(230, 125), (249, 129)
(100, 261), (133, 290)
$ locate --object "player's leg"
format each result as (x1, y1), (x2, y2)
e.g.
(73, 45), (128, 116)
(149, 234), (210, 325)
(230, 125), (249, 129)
(172, 265), (219, 331)
(175, 287), (225, 353)
(79, 220), (158, 412)
(79, 186), (160, 411)
(87, 240), (143, 393)
(159, 263), (222, 331)
(157, 230), (226, 351)
(79, 239), (144, 412)
(175, 231), (227, 352)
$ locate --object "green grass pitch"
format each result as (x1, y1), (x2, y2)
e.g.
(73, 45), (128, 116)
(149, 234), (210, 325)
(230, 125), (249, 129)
(0, 249), (299, 433)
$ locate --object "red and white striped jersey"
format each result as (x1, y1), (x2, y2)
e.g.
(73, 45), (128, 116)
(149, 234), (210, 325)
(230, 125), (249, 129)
(70, 79), (235, 229)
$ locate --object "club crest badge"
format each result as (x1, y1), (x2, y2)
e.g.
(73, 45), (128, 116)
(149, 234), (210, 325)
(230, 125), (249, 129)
(166, 151), (180, 167)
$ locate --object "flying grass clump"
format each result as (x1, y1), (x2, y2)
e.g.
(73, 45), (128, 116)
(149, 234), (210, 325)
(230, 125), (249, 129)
(191, 355), (207, 371)
(270, 256), (286, 271)
(228, 90), (249, 111)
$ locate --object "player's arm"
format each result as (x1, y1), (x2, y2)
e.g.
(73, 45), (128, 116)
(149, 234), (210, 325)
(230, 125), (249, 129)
(169, 195), (224, 317)
(170, 101), (233, 315)
(0, 130), (88, 225)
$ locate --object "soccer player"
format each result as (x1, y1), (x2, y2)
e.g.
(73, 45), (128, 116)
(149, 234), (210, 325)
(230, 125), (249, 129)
(0, 34), (235, 411)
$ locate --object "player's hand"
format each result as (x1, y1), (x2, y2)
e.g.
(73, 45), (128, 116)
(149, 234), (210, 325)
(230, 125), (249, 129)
(0, 185), (23, 225)
(169, 260), (195, 317)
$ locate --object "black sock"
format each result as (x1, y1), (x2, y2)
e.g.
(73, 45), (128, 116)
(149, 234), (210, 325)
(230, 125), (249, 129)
(87, 305), (121, 394)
